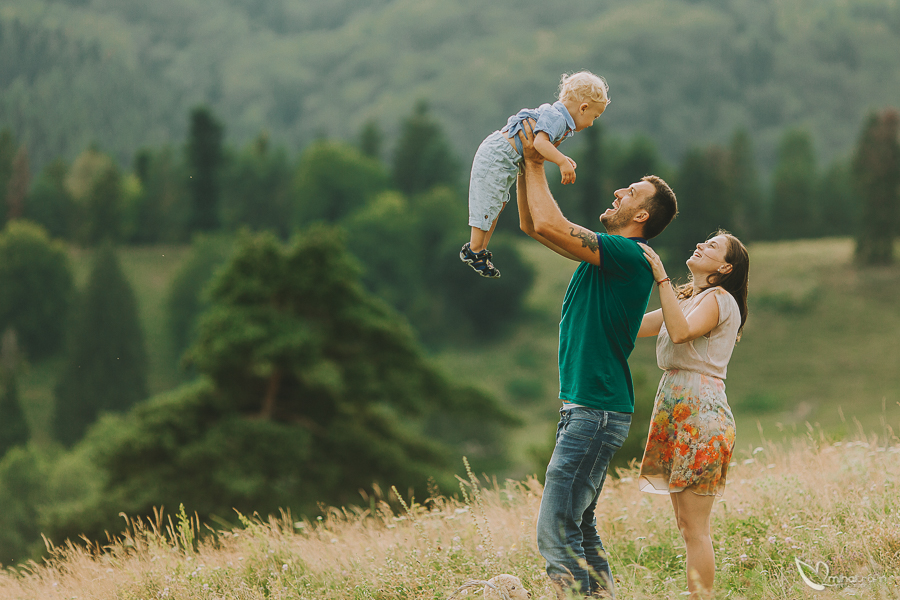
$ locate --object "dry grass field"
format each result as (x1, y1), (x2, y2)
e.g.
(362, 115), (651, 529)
(0, 433), (898, 599)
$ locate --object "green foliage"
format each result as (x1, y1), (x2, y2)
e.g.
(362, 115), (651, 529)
(853, 109), (900, 265)
(770, 129), (817, 239)
(343, 187), (535, 345)
(293, 139), (388, 225)
(0, 445), (48, 563)
(165, 234), (234, 366)
(54, 243), (148, 446)
(358, 119), (384, 161)
(0, 371), (28, 457)
(0, 130), (16, 228)
(127, 147), (190, 244)
(3, 0), (900, 175)
(55, 227), (516, 541)
(668, 145), (732, 257)
(82, 160), (124, 245)
(391, 100), (461, 196)
(23, 159), (73, 240)
(0, 220), (73, 359)
(220, 134), (293, 238)
(186, 106), (224, 233)
(817, 158), (854, 238)
(725, 128), (765, 241)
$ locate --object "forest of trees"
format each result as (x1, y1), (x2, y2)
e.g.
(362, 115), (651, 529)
(0, 0), (898, 569)
(2, 0), (900, 170)
(0, 98), (896, 562)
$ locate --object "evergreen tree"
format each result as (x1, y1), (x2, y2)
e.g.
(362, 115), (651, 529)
(5, 147), (29, 222)
(293, 140), (388, 224)
(220, 133), (293, 237)
(0, 130), (15, 230)
(359, 119), (384, 160)
(817, 159), (854, 237)
(854, 109), (900, 265)
(128, 146), (190, 244)
(83, 162), (123, 245)
(0, 221), (73, 359)
(0, 330), (29, 456)
(669, 146), (731, 259)
(392, 100), (461, 196)
(725, 129), (764, 240)
(54, 243), (148, 446)
(186, 106), (224, 232)
(576, 124), (607, 226)
(24, 159), (75, 240)
(165, 234), (233, 367)
(614, 135), (662, 189)
(770, 129), (817, 239)
(57, 227), (515, 541)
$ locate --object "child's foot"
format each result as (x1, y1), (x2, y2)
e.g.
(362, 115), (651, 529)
(460, 243), (501, 278)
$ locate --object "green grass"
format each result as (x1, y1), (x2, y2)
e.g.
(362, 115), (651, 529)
(437, 237), (900, 477)
(17, 237), (900, 476)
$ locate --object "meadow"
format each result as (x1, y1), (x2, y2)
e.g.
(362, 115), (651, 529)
(0, 433), (897, 599)
(17, 236), (900, 479)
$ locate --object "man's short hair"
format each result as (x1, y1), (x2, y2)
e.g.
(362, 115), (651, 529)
(639, 175), (677, 239)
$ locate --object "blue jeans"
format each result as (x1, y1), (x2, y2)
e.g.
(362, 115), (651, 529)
(537, 406), (631, 597)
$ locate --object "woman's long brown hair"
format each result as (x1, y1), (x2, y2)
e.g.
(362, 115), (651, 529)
(675, 230), (750, 339)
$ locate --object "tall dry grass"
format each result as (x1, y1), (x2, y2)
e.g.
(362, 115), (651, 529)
(1, 432), (899, 599)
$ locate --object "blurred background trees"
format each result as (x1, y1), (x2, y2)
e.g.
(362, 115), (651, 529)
(0, 0), (898, 566)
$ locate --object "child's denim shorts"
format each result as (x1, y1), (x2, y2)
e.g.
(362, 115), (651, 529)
(468, 130), (523, 232)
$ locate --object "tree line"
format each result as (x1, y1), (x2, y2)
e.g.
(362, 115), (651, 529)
(0, 101), (896, 564)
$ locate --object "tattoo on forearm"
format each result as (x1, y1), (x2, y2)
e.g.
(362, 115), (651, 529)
(569, 227), (598, 253)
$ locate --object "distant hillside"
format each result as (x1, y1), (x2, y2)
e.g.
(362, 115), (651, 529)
(2, 0), (899, 169)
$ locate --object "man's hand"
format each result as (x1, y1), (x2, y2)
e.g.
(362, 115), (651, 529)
(516, 119), (545, 163)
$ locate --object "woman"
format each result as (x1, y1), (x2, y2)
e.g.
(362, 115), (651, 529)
(636, 230), (750, 599)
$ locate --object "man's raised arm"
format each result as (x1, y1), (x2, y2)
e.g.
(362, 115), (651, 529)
(516, 170), (581, 261)
(521, 151), (603, 266)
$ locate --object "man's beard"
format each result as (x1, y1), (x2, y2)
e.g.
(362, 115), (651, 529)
(600, 206), (636, 233)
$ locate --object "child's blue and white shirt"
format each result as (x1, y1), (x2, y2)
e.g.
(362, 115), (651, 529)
(501, 101), (576, 156)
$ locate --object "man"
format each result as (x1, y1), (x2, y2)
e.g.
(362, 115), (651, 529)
(516, 124), (677, 598)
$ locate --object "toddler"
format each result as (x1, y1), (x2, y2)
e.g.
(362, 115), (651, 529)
(460, 71), (610, 277)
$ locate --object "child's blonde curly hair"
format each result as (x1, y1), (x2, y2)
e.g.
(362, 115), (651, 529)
(558, 71), (609, 106)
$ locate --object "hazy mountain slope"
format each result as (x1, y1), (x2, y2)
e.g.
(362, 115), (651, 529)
(2, 0), (899, 169)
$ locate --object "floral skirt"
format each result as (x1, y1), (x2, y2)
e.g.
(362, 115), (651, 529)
(638, 369), (736, 496)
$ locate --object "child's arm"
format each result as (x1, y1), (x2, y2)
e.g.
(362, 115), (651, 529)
(533, 131), (576, 184)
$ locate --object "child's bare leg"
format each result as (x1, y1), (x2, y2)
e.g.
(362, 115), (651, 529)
(469, 203), (506, 252)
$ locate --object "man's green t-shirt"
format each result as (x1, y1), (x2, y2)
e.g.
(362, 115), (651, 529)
(558, 233), (654, 413)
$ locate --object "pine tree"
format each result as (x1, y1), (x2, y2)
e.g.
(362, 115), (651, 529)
(817, 159), (853, 238)
(0, 130), (16, 230)
(358, 119), (383, 160)
(23, 159), (74, 240)
(0, 221), (73, 359)
(83, 162), (123, 245)
(5, 147), (29, 222)
(0, 330), (29, 456)
(392, 100), (461, 196)
(54, 243), (148, 446)
(576, 124), (606, 226)
(614, 135), (661, 189)
(854, 109), (900, 265)
(725, 129), (764, 241)
(293, 140), (388, 224)
(770, 129), (817, 239)
(669, 145), (731, 259)
(57, 228), (516, 541)
(186, 106), (224, 232)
